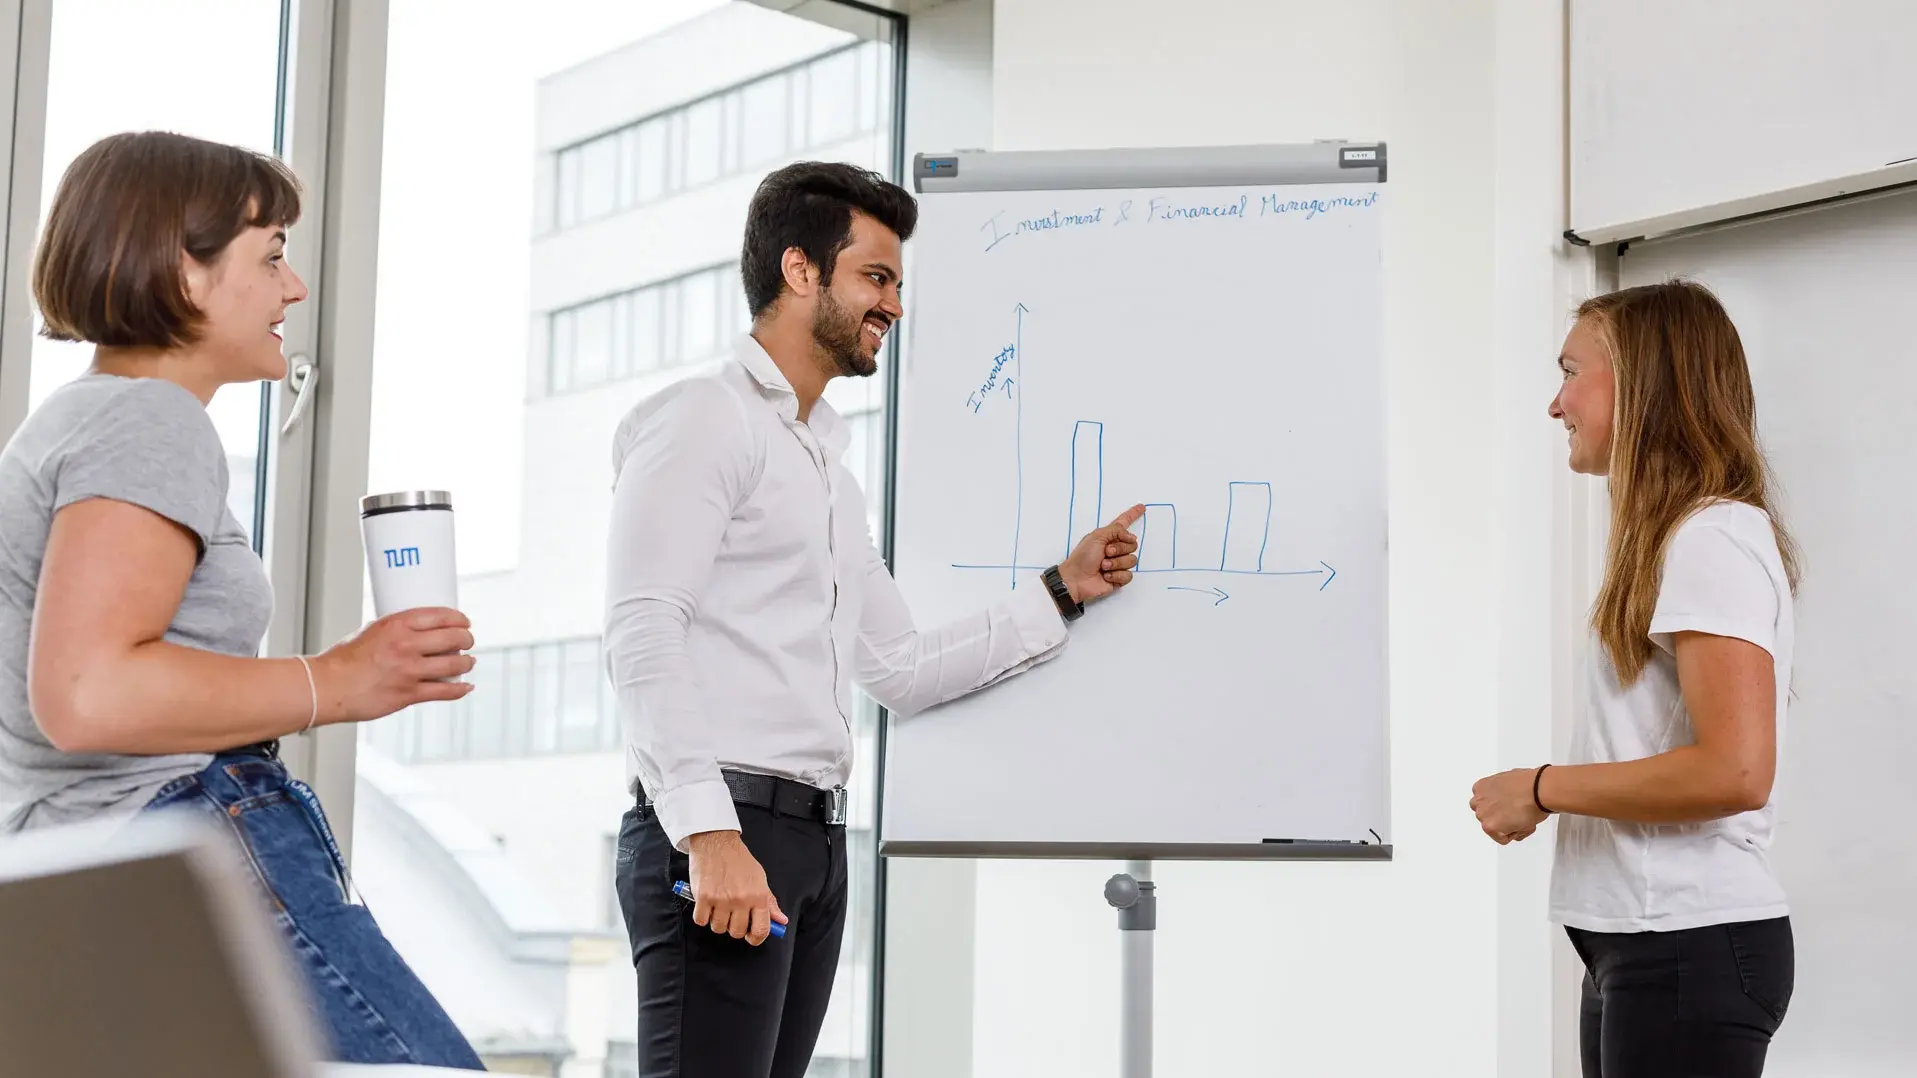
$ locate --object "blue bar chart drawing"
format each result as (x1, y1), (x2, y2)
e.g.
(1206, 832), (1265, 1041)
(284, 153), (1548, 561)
(951, 304), (1335, 596)
(953, 414), (1335, 591)
(1067, 421), (1104, 554)
(1221, 482), (1273, 571)
(1054, 427), (1322, 581)
(1136, 504), (1178, 571)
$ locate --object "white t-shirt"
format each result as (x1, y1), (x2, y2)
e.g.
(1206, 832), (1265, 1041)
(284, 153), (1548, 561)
(1549, 500), (1795, 933)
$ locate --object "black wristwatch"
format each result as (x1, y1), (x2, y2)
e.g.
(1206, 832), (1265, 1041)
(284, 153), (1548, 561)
(1041, 564), (1084, 622)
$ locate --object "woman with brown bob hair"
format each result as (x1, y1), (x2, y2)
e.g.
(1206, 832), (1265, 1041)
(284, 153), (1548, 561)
(0, 131), (483, 1068)
(1472, 281), (1798, 1075)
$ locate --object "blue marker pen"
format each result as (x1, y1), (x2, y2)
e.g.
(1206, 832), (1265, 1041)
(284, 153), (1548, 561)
(672, 880), (787, 939)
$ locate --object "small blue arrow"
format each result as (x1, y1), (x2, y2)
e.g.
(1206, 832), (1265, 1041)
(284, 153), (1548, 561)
(1319, 561), (1336, 591)
(1169, 586), (1229, 605)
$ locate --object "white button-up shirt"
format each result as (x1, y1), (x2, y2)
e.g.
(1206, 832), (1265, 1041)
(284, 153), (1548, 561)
(604, 335), (1072, 850)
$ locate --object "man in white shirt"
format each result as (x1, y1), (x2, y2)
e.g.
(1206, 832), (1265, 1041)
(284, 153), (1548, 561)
(604, 161), (1145, 1078)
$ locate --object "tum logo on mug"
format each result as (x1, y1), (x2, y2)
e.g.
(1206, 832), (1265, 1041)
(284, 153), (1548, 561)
(383, 546), (421, 569)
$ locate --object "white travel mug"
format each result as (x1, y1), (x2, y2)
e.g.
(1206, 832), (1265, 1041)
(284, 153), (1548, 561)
(360, 490), (459, 617)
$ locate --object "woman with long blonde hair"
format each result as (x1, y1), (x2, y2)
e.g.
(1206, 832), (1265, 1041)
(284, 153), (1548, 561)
(1472, 281), (1798, 1075)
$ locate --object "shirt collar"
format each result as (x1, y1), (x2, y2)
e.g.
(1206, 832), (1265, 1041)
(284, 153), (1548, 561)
(731, 333), (850, 457)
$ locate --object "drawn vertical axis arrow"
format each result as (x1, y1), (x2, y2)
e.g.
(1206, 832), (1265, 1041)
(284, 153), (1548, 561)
(1009, 302), (1029, 591)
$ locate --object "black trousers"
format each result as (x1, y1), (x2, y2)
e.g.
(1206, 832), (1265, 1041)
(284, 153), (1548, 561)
(1568, 917), (1793, 1078)
(614, 799), (849, 1078)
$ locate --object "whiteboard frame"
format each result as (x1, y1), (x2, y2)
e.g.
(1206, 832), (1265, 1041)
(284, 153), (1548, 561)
(882, 839), (1391, 861)
(882, 141), (1392, 862)
(913, 140), (1386, 194)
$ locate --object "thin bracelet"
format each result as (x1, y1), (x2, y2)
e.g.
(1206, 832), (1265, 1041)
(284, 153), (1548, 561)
(294, 655), (318, 734)
(1532, 763), (1553, 815)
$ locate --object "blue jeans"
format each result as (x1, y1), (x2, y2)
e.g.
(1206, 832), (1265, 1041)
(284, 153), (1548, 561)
(143, 752), (484, 1069)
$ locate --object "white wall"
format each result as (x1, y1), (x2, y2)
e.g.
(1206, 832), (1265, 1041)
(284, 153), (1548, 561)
(878, 1), (1592, 1074)
(1491, 4), (1598, 1077)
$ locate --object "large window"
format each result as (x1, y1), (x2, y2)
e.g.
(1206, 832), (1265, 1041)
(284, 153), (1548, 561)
(351, 3), (899, 1075)
(549, 40), (886, 232)
(361, 636), (619, 764)
(27, 0), (285, 546)
(540, 263), (749, 398)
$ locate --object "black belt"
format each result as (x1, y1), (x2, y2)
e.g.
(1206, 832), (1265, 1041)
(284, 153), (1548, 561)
(225, 740), (280, 760)
(642, 769), (847, 826)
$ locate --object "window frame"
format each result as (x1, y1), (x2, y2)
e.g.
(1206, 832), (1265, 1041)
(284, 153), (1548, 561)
(0, 0), (370, 811)
(0, 0), (52, 443)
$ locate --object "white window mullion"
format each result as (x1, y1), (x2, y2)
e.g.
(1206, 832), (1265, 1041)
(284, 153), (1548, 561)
(0, 0), (53, 447)
(269, 0), (391, 847)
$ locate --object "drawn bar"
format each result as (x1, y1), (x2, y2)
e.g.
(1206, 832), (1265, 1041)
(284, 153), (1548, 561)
(1066, 420), (1104, 556)
(1220, 482), (1273, 572)
(1137, 503), (1178, 571)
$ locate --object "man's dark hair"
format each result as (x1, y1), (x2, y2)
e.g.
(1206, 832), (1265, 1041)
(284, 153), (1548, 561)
(741, 161), (917, 319)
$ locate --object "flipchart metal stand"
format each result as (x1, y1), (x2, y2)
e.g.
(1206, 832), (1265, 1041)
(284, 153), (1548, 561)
(1104, 861), (1156, 1078)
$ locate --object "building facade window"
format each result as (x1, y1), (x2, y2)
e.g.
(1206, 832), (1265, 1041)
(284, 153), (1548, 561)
(361, 636), (622, 764)
(548, 41), (884, 232)
(539, 262), (749, 398)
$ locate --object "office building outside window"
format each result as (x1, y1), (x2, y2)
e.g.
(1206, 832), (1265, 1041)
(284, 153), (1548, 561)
(352, 4), (899, 1075)
(546, 40), (884, 233)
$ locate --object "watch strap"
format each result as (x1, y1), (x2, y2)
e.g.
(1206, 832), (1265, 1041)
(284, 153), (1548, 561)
(1042, 564), (1084, 621)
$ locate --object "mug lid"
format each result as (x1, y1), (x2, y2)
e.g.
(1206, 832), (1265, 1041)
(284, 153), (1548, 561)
(360, 490), (453, 515)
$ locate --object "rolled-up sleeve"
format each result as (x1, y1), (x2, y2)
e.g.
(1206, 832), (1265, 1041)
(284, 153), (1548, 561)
(603, 380), (754, 851)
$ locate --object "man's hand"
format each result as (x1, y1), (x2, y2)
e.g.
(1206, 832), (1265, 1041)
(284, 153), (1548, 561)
(1059, 504), (1146, 605)
(685, 830), (787, 946)
(1469, 767), (1550, 845)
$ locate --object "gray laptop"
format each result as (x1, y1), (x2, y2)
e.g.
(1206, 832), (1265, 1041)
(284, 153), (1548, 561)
(0, 811), (324, 1078)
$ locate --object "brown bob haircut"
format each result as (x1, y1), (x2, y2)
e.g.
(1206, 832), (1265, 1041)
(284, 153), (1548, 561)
(33, 131), (302, 349)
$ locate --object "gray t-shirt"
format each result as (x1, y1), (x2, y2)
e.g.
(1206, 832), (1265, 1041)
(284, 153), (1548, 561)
(0, 374), (273, 833)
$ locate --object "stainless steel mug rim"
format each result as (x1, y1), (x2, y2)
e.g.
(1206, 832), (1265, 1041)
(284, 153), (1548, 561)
(360, 490), (453, 516)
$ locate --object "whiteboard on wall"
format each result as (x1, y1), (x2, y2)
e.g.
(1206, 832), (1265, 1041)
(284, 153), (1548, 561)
(1570, 0), (1917, 243)
(1620, 188), (1917, 1076)
(881, 144), (1391, 860)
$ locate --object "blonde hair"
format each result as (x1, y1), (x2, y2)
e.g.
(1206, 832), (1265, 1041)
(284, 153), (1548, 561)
(1581, 280), (1799, 684)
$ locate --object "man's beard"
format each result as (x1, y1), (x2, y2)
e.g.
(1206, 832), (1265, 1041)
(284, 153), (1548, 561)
(812, 288), (878, 379)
